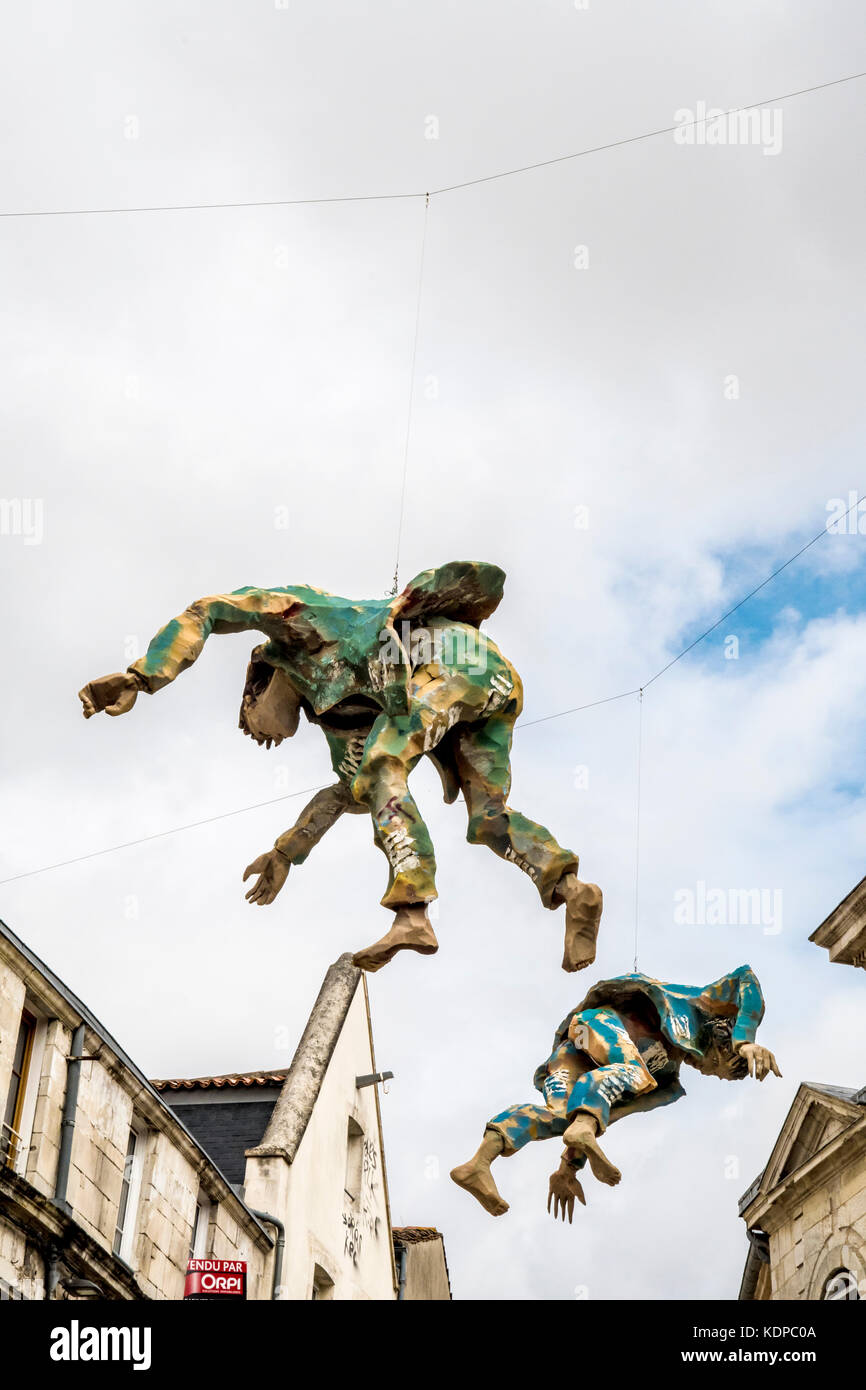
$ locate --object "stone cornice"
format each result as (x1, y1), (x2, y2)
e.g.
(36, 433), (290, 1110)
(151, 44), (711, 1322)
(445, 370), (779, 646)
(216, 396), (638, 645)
(809, 876), (866, 967)
(0, 1167), (145, 1299)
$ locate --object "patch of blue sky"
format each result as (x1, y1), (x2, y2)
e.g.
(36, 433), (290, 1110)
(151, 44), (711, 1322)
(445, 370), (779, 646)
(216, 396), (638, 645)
(672, 532), (866, 671)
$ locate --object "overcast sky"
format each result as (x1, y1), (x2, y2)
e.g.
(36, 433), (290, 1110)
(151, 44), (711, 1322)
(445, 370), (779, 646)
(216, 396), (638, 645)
(2, 0), (866, 1300)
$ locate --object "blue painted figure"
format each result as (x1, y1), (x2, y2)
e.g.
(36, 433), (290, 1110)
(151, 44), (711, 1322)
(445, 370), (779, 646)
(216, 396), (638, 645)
(450, 965), (781, 1219)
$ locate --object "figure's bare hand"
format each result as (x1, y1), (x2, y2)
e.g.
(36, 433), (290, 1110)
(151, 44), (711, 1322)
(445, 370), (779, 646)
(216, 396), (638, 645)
(737, 1042), (782, 1081)
(547, 1167), (586, 1223)
(78, 672), (140, 719)
(243, 850), (290, 906)
(239, 666), (300, 748)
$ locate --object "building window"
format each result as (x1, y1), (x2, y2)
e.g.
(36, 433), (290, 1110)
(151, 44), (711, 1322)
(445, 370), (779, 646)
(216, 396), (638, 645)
(2, 1010), (36, 1170)
(823, 1268), (861, 1300)
(112, 1124), (144, 1264)
(344, 1117), (364, 1204)
(189, 1192), (213, 1260)
(311, 1264), (334, 1300)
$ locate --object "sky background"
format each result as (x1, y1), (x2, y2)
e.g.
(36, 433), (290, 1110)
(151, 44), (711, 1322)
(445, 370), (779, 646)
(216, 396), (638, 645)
(2, 0), (866, 1299)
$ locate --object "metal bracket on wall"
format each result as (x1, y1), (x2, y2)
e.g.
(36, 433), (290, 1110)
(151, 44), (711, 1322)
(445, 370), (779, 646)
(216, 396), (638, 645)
(355, 1071), (393, 1089)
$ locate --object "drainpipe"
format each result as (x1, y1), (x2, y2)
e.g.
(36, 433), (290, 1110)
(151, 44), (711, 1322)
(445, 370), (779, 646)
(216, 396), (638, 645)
(249, 1209), (285, 1300)
(396, 1242), (408, 1301)
(45, 1245), (61, 1301)
(54, 1022), (86, 1215)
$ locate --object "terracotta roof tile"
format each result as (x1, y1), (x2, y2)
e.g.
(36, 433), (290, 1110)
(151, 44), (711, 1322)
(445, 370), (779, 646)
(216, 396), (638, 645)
(151, 1068), (288, 1092)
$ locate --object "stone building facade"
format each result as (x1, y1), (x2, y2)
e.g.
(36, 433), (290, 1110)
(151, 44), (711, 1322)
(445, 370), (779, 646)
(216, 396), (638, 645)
(738, 1081), (866, 1300)
(0, 918), (272, 1301)
(0, 918), (449, 1300)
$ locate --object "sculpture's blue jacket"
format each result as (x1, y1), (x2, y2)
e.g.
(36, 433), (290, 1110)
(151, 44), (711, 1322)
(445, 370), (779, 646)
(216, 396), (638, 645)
(533, 965), (766, 1121)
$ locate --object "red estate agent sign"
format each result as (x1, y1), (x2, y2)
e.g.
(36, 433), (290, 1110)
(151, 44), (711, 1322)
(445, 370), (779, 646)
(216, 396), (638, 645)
(184, 1259), (247, 1300)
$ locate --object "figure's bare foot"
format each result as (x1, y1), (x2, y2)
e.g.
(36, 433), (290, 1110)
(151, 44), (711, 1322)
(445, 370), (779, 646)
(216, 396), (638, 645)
(562, 1112), (621, 1187)
(582, 1143), (621, 1188)
(450, 1158), (510, 1217)
(353, 904), (439, 973)
(556, 875), (603, 973)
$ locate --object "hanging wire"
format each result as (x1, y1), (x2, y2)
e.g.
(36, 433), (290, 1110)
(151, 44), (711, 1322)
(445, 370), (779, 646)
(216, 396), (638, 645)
(525, 491), (865, 725)
(0, 783), (329, 887)
(430, 71), (866, 195)
(632, 689), (644, 972)
(522, 688), (641, 729)
(1, 71), (863, 219)
(390, 193), (430, 595)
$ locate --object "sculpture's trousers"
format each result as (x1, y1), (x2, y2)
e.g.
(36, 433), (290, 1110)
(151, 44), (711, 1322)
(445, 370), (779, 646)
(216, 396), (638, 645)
(342, 655), (578, 910)
(486, 1007), (656, 1150)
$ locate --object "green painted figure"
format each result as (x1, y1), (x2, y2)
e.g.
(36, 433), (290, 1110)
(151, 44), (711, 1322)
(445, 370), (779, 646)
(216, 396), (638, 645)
(79, 562), (603, 972)
(450, 965), (781, 1218)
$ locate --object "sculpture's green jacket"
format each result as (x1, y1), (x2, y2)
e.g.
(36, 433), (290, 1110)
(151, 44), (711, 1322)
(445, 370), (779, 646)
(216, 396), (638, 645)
(127, 561), (506, 718)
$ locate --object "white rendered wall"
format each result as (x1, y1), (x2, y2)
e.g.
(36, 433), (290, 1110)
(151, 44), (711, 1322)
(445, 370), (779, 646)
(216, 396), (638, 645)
(244, 985), (395, 1301)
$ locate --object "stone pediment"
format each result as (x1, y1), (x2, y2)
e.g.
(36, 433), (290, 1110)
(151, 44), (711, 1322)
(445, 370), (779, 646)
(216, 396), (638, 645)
(758, 1084), (863, 1195)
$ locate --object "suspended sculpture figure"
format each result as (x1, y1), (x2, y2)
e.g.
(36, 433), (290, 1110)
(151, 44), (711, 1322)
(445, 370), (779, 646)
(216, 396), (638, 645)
(450, 964), (780, 1219)
(78, 562), (603, 973)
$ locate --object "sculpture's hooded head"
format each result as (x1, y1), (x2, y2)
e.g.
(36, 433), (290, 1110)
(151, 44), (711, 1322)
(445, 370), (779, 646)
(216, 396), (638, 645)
(238, 646), (301, 748)
(684, 1015), (749, 1081)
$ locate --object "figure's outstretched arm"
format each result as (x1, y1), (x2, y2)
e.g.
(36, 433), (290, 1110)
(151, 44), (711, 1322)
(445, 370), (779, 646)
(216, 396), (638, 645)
(79, 588), (290, 717)
(131, 589), (291, 692)
(243, 782), (363, 906)
(274, 781), (364, 863)
(702, 964), (766, 1047)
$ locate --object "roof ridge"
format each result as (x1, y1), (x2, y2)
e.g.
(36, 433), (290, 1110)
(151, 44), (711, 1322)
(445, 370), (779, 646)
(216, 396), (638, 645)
(802, 1080), (861, 1101)
(152, 1067), (289, 1091)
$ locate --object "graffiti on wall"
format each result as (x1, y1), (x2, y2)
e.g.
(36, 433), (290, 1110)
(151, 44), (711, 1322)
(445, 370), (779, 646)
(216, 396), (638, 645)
(343, 1137), (382, 1266)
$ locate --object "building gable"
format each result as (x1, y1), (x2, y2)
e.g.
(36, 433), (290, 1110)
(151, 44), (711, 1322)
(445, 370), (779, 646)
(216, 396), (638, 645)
(754, 1084), (863, 1196)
